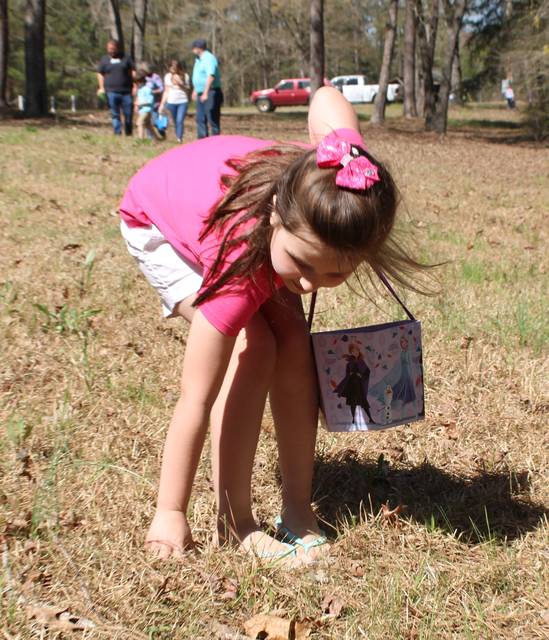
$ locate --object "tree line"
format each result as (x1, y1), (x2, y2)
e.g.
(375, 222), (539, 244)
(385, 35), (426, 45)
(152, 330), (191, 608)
(0, 0), (546, 136)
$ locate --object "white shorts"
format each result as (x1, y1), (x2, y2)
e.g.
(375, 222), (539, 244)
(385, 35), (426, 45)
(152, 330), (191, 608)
(120, 220), (203, 317)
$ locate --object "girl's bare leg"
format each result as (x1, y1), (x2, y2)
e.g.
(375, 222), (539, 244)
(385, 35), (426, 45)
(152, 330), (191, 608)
(209, 312), (274, 539)
(174, 298), (294, 557)
(262, 293), (326, 556)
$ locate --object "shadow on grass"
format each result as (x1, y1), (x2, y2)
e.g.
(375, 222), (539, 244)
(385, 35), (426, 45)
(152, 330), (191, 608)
(312, 449), (547, 544)
(448, 118), (521, 130)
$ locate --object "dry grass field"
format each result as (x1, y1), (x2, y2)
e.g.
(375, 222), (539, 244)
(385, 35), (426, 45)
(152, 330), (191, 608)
(1, 103), (548, 639)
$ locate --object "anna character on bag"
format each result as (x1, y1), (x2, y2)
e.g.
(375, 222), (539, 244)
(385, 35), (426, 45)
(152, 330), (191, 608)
(334, 343), (375, 424)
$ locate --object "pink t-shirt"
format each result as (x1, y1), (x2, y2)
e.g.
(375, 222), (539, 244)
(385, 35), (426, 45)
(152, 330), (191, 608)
(120, 135), (287, 335)
(119, 129), (365, 336)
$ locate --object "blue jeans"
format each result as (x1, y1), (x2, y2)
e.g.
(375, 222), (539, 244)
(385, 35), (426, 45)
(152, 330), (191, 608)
(195, 88), (223, 138)
(166, 102), (188, 141)
(106, 91), (133, 135)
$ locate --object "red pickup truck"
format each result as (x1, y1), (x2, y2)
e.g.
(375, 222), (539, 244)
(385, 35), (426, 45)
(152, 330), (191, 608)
(250, 78), (312, 112)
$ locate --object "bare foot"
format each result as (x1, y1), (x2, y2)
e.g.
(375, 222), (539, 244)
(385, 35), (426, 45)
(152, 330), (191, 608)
(240, 530), (296, 562)
(145, 509), (195, 559)
(216, 522), (299, 566)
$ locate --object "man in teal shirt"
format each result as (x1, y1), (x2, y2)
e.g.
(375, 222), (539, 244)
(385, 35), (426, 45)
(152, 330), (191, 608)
(191, 39), (223, 138)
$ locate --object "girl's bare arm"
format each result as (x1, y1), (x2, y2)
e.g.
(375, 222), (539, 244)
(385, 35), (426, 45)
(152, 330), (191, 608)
(308, 86), (360, 145)
(155, 310), (235, 513)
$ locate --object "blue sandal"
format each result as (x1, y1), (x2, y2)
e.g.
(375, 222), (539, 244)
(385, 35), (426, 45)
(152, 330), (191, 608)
(274, 516), (328, 554)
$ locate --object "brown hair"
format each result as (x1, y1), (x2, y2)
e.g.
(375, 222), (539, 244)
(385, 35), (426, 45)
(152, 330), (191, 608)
(348, 343), (363, 357)
(168, 59), (185, 74)
(194, 144), (429, 306)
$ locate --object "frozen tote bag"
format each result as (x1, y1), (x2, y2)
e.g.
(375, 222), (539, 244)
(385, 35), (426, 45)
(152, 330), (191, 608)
(309, 272), (425, 433)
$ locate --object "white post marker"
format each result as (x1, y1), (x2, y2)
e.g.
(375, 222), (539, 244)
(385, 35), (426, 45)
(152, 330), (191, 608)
(71, 95), (76, 112)
(17, 95), (25, 111)
(50, 96), (56, 114)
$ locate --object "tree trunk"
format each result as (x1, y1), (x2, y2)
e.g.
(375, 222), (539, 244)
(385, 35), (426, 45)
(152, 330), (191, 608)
(403, 0), (417, 117)
(371, 0), (398, 125)
(431, 0), (467, 134)
(248, 0), (273, 93)
(0, 0), (8, 108)
(309, 0), (325, 95)
(24, 0), (47, 116)
(132, 0), (147, 63)
(108, 0), (124, 52)
(416, 0), (439, 130)
(450, 42), (463, 104)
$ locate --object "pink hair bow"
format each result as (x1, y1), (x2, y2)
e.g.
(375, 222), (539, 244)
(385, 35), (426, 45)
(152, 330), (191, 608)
(316, 132), (380, 191)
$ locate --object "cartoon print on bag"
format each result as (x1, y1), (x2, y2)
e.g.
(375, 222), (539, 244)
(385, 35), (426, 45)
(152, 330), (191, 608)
(333, 343), (376, 424)
(383, 385), (393, 425)
(369, 332), (419, 419)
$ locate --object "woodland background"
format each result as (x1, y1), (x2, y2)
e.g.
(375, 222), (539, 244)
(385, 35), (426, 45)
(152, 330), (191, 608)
(0, 0), (548, 137)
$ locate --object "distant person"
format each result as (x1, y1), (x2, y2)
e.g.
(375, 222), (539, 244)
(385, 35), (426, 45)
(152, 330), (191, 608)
(136, 62), (164, 135)
(505, 85), (516, 110)
(96, 39), (134, 136)
(159, 60), (190, 143)
(135, 71), (161, 140)
(191, 39), (223, 138)
(501, 78), (510, 97)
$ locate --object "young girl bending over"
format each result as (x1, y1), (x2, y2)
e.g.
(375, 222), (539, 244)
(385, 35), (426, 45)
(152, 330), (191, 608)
(120, 87), (420, 562)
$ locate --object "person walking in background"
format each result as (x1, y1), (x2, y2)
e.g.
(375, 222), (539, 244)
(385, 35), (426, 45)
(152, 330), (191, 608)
(96, 39), (134, 136)
(505, 84), (516, 109)
(159, 60), (190, 143)
(135, 71), (161, 140)
(137, 62), (165, 136)
(191, 39), (223, 138)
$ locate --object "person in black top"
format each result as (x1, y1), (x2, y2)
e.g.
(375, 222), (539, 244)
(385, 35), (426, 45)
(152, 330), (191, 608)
(96, 40), (134, 135)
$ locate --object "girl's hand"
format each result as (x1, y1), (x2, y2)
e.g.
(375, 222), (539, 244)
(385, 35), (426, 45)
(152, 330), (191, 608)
(145, 508), (194, 559)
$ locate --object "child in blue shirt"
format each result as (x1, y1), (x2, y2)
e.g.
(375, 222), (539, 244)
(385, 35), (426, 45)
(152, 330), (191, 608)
(135, 72), (161, 140)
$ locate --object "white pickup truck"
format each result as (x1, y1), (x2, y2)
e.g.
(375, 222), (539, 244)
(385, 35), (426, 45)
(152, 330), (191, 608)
(330, 74), (400, 104)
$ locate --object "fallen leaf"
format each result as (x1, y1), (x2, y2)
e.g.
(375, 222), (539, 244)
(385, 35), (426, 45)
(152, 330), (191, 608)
(5, 513), (32, 536)
(199, 570), (222, 593)
(199, 571), (238, 601)
(219, 577), (239, 601)
(243, 614), (311, 640)
(27, 605), (96, 631)
(380, 502), (405, 524)
(349, 561), (364, 577)
(460, 336), (473, 350)
(213, 622), (251, 639)
(320, 593), (344, 618)
(152, 575), (170, 599)
(23, 539), (38, 554)
(16, 449), (32, 480)
(441, 420), (460, 440)
(293, 621), (313, 639)
(62, 243), (82, 251)
(244, 614), (289, 639)
(385, 446), (405, 462)
(492, 449), (509, 465)
(58, 510), (85, 530)
(21, 569), (52, 594)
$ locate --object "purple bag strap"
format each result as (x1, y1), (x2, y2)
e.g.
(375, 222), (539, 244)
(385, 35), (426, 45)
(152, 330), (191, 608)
(307, 270), (415, 331)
